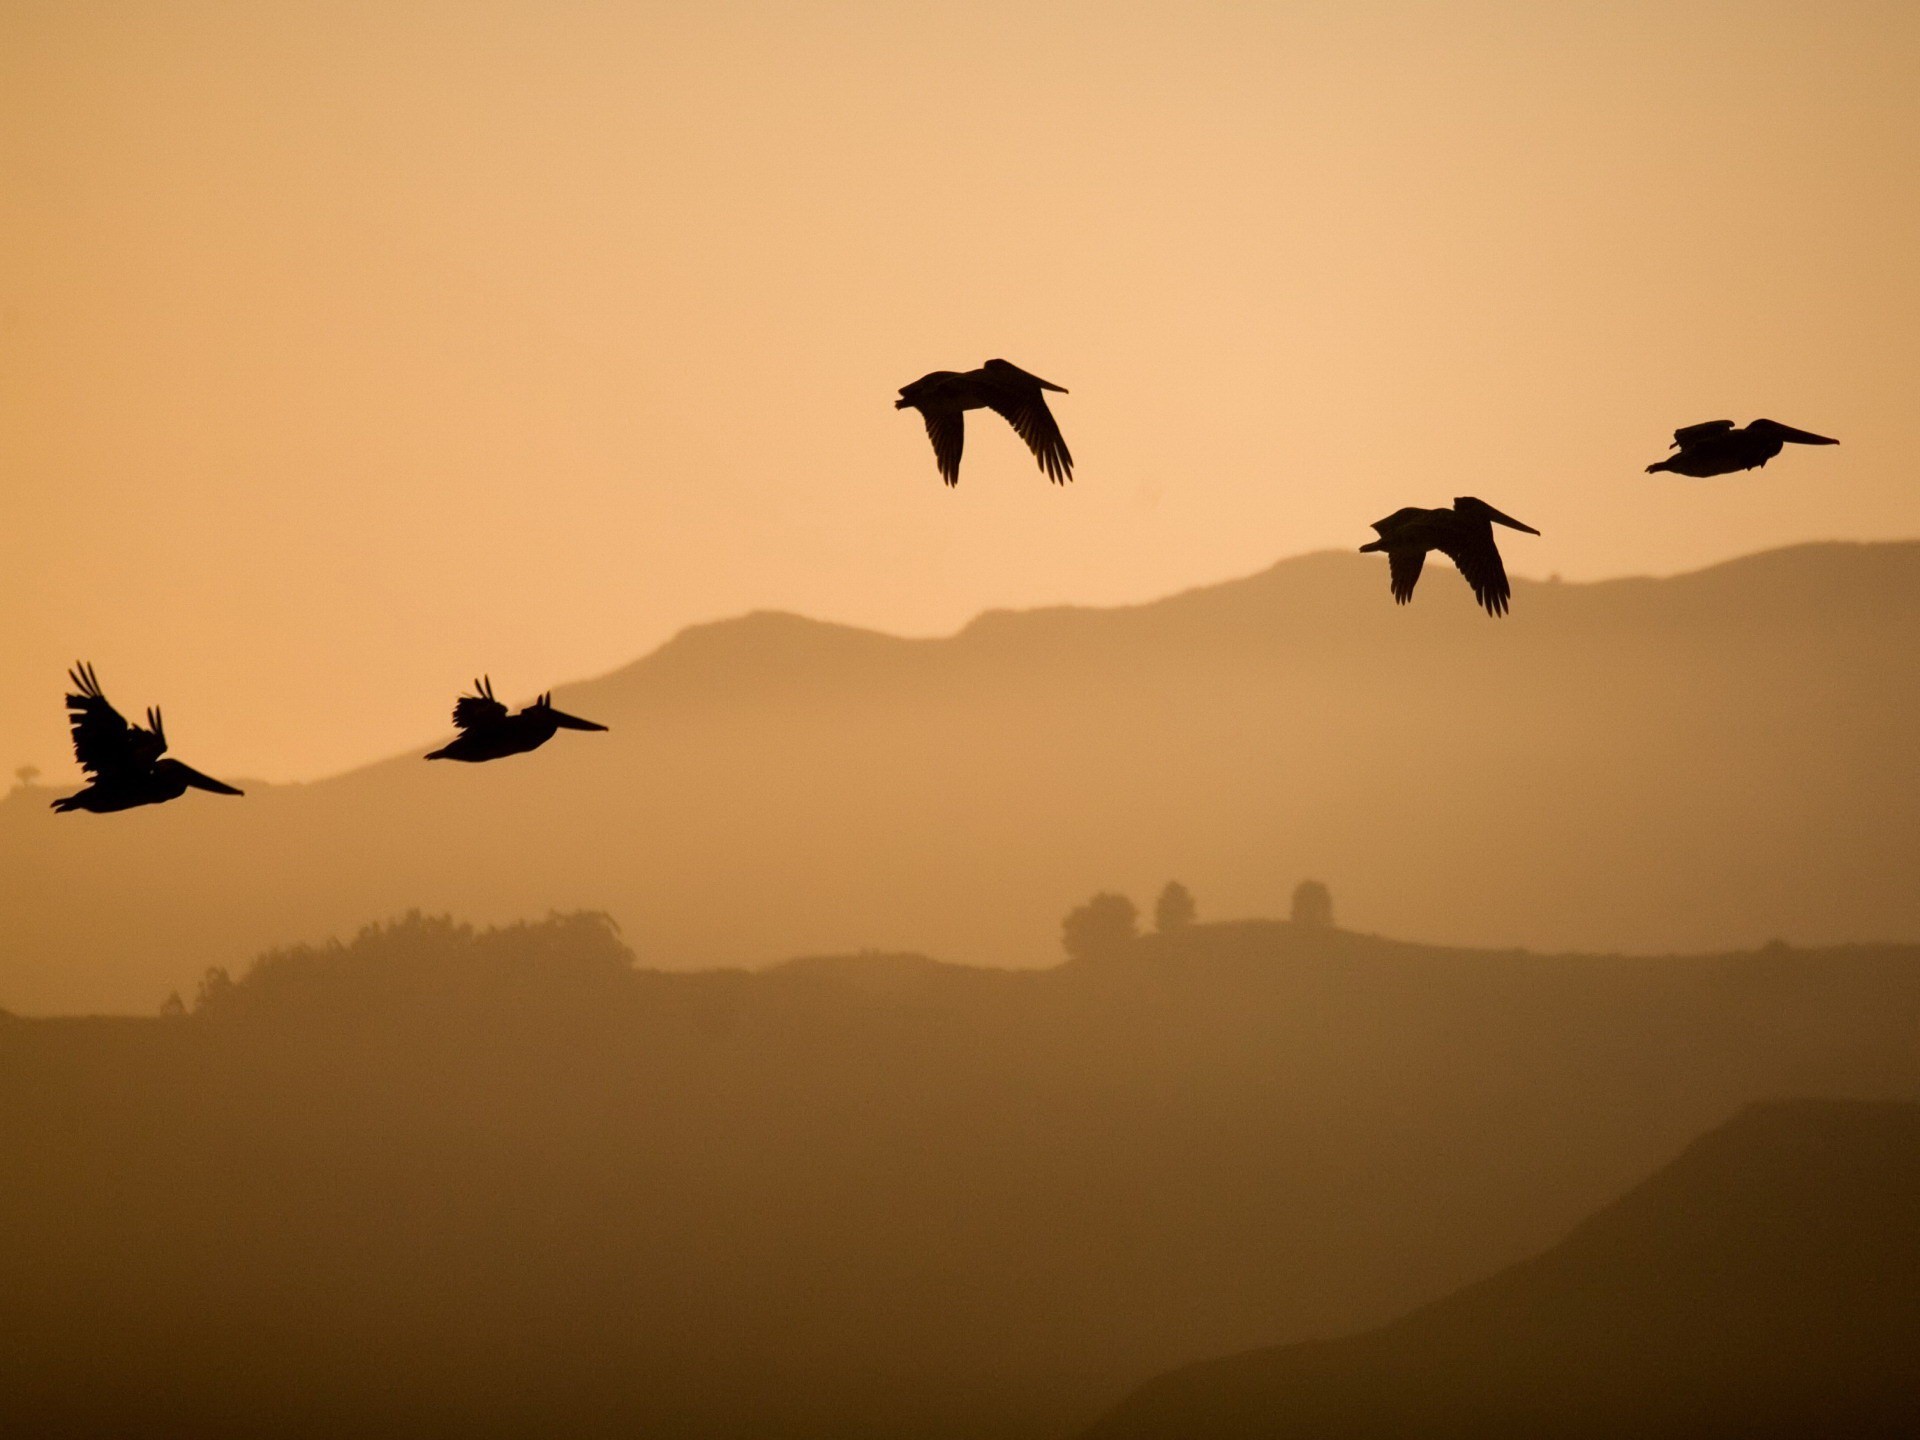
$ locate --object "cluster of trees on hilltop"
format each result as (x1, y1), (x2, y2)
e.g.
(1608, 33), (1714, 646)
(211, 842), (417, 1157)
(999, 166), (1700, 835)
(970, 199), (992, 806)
(189, 909), (635, 1024)
(159, 886), (1356, 1022)
(1062, 879), (1336, 962)
(158, 880), (1350, 1020)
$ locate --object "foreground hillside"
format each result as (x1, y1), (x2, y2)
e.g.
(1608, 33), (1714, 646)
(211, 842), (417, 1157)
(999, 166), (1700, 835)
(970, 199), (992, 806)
(4, 913), (1919, 1438)
(5, 540), (1920, 1013)
(1088, 1099), (1920, 1440)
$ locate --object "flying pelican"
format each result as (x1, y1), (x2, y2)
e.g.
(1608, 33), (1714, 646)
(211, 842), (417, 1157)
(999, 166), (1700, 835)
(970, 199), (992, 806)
(51, 663), (244, 813)
(896, 359), (1073, 486)
(1359, 498), (1541, 617)
(1645, 419), (1838, 477)
(424, 677), (607, 762)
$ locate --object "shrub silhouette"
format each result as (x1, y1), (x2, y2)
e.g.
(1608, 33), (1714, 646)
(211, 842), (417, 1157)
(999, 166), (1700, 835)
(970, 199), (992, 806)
(1291, 880), (1333, 929)
(193, 965), (234, 1012)
(1062, 892), (1140, 962)
(1155, 881), (1197, 934)
(191, 910), (633, 1024)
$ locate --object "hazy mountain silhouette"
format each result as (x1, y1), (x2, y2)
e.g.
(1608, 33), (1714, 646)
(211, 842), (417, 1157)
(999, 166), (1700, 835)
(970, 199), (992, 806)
(5, 912), (1920, 1438)
(1087, 1098), (1920, 1440)
(5, 540), (1920, 1013)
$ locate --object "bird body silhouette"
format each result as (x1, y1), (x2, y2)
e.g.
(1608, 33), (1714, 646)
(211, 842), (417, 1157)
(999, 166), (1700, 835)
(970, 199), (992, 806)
(1360, 497), (1541, 617)
(425, 677), (607, 762)
(51, 663), (243, 813)
(896, 358), (1073, 486)
(1645, 418), (1838, 477)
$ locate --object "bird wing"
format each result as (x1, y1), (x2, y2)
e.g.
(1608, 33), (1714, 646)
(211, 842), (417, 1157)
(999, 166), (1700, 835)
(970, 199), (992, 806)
(1671, 419), (1736, 448)
(1386, 548), (1426, 605)
(920, 407), (965, 486)
(452, 676), (508, 732)
(64, 663), (166, 779)
(981, 385), (1073, 484)
(1437, 533), (1513, 617)
(1369, 507), (1425, 539)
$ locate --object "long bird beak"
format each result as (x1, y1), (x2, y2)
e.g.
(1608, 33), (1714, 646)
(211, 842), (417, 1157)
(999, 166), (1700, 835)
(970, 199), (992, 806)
(549, 710), (608, 732)
(1754, 420), (1838, 446)
(1485, 506), (1540, 535)
(179, 765), (244, 796)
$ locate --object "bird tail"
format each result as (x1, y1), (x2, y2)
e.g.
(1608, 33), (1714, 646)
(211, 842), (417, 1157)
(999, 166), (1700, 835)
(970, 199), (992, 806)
(424, 745), (451, 760)
(1644, 459), (1675, 474)
(49, 793), (81, 813)
(1358, 539), (1386, 553)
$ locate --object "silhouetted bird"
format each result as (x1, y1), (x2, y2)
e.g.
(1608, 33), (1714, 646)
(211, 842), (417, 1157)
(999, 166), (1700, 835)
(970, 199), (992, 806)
(896, 359), (1073, 486)
(51, 663), (243, 813)
(424, 677), (607, 762)
(1360, 497), (1541, 617)
(1646, 419), (1838, 477)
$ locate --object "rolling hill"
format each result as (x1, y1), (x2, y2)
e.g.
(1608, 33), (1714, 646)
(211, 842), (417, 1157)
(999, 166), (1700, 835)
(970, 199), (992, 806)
(1087, 1098), (1920, 1440)
(4, 913), (1920, 1438)
(4, 539), (1919, 1014)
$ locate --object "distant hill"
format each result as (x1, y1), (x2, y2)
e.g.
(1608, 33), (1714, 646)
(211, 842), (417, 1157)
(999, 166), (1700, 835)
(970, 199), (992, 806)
(5, 540), (1920, 1013)
(1087, 1098), (1920, 1440)
(4, 913), (1920, 1438)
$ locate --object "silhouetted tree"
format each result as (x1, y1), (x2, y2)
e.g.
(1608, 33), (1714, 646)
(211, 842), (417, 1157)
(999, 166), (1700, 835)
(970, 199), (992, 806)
(1291, 880), (1334, 929)
(1062, 892), (1139, 963)
(159, 990), (186, 1018)
(1154, 881), (1196, 934)
(12, 764), (38, 789)
(193, 966), (234, 1012)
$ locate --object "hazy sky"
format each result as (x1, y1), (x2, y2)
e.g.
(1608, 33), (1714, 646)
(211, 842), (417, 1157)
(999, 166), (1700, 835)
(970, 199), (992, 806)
(5, 0), (1917, 782)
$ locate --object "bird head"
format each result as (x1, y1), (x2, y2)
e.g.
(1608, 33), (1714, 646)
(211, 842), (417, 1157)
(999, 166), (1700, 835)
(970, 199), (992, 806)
(1749, 420), (1838, 446)
(1453, 497), (1540, 534)
(528, 693), (608, 732)
(155, 759), (244, 796)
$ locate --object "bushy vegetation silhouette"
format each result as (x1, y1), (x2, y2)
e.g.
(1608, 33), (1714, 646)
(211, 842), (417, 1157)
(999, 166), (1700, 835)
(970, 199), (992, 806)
(1062, 891), (1140, 962)
(1154, 882), (1196, 934)
(1290, 880), (1333, 929)
(193, 910), (632, 1025)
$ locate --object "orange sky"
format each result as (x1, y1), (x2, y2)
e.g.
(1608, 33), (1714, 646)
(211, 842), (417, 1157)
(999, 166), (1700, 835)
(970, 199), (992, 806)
(4, 0), (1917, 783)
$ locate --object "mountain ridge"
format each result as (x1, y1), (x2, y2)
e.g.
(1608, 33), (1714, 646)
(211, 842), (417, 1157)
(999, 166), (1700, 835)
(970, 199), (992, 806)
(492, 539), (1920, 751)
(4, 537), (1918, 1013)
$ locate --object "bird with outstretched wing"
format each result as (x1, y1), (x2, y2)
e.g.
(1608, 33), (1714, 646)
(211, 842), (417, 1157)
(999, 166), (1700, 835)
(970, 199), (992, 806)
(1360, 497), (1539, 617)
(1646, 418), (1838, 477)
(896, 358), (1074, 487)
(52, 663), (243, 813)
